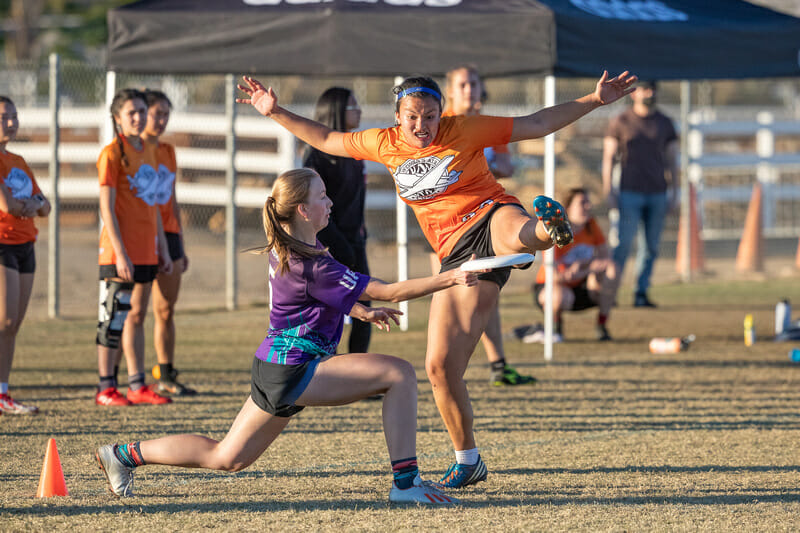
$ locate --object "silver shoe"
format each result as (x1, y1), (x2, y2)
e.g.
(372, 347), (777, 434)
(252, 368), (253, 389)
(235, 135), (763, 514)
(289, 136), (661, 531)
(95, 444), (135, 497)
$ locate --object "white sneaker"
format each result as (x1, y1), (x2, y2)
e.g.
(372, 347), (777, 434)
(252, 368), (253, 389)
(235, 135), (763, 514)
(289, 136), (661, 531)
(522, 329), (563, 344)
(389, 474), (459, 505)
(95, 444), (135, 497)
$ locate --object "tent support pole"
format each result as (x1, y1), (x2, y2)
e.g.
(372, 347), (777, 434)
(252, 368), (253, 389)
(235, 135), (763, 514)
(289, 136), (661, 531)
(225, 73), (238, 310)
(394, 76), (408, 331)
(679, 80), (692, 282)
(543, 75), (556, 362)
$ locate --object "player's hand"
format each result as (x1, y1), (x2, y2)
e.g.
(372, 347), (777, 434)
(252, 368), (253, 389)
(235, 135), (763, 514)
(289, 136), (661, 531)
(450, 258), (482, 287)
(594, 70), (637, 105)
(116, 255), (134, 282)
(364, 307), (403, 331)
(159, 253), (173, 275)
(182, 254), (189, 273)
(236, 76), (278, 117)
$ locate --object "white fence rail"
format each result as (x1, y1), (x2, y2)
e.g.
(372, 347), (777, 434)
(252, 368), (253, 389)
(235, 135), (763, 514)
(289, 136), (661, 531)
(687, 111), (800, 239)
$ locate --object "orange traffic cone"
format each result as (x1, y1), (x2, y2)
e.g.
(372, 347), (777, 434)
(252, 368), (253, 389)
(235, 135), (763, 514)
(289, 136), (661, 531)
(36, 438), (69, 497)
(735, 181), (764, 273)
(676, 183), (705, 274)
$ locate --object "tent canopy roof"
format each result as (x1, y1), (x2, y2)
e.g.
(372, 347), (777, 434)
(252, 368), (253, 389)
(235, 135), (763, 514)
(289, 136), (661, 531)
(107, 0), (800, 79)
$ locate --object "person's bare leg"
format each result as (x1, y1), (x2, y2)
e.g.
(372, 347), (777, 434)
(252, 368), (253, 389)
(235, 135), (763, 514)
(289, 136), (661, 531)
(140, 396), (289, 470)
(481, 305), (504, 365)
(152, 258), (183, 366)
(426, 281), (498, 451)
(297, 352), (418, 461)
(0, 266), (21, 384)
(121, 282), (152, 376)
(490, 205), (555, 256)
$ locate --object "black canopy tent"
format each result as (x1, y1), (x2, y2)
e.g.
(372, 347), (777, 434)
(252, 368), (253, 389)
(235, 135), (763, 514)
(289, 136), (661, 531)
(107, 0), (800, 79)
(107, 0), (556, 77)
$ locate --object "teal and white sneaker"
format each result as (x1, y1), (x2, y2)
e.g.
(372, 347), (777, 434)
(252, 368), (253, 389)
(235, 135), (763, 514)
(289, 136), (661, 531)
(437, 456), (488, 488)
(533, 195), (573, 247)
(389, 474), (459, 504)
(95, 444), (135, 497)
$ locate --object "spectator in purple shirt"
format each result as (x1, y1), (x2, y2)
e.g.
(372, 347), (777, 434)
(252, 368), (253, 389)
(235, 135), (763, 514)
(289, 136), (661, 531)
(95, 168), (481, 505)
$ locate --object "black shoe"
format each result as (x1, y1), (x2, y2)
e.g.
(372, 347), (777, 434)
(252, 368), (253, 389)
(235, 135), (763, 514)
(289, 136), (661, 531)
(157, 368), (198, 396)
(595, 324), (612, 341)
(634, 293), (657, 308)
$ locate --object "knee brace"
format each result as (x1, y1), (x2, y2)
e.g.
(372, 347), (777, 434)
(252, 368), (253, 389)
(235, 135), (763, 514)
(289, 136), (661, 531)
(96, 280), (134, 348)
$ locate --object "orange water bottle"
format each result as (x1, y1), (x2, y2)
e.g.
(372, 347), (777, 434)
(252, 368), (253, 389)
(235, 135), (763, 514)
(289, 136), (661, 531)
(649, 335), (695, 354)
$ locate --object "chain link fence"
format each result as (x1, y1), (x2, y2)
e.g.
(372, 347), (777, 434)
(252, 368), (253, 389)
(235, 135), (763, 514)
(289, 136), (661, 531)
(2, 58), (799, 319)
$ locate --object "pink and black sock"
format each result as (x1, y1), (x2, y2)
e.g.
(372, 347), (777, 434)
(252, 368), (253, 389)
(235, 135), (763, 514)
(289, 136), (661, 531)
(391, 457), (418, 489)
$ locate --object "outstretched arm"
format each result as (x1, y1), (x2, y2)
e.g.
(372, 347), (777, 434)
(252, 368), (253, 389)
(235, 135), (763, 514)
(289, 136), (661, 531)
(362, 268), (480, 303)
(236, 76), (350, 157)
(509, 70), (637, 142)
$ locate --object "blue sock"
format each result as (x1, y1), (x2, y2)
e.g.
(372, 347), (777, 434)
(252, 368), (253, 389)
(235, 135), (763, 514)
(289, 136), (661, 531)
(391, 457), (418, 490)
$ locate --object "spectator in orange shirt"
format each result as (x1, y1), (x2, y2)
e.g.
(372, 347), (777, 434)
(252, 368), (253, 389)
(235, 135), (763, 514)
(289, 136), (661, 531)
(95, 88), (173, 407)
(0, 96), (51, 415)
(142, 89), (196, 396)
(531, 187), (616, 343)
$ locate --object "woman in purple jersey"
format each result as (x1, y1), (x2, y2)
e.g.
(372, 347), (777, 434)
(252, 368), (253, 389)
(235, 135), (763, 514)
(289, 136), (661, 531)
(95, 168), (480, 505)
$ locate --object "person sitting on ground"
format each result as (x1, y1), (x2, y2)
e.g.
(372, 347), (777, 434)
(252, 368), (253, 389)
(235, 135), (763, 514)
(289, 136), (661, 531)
(528, 187), (616, 343)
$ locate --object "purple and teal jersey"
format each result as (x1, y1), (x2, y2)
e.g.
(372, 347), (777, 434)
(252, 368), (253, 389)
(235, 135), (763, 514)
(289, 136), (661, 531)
(255, 244), (370, 365)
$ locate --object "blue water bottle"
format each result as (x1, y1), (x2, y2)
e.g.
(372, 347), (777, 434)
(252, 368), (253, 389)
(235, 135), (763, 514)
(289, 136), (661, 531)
(790, 349), (800, 363)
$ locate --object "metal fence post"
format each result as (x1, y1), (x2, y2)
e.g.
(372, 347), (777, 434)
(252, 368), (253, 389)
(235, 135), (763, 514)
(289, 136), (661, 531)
(47, 53), (60, 318)
(225, 73), (238, 311)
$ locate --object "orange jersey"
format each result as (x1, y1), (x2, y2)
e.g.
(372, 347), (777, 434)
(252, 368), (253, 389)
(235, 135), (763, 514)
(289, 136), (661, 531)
(0, 151), (43, 244)
(535, 218), (607, 286)
(441, 109), (509, 154)
(97, 136), (160, 266)
(146, 141), (180, 234)
(343, 115), (519, 258)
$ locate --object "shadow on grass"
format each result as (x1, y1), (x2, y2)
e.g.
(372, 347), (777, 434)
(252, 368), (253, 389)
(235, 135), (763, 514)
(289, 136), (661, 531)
(5, 489), (800, 516)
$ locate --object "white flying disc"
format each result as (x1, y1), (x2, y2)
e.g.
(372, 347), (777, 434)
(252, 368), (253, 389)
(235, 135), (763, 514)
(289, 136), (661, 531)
(460, 253), (536, 272)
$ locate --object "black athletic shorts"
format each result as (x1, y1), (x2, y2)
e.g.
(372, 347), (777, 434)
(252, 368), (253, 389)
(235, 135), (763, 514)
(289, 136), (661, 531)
(534, 278), (597, 312)
(250, 357), (320, 417)
(439, 202), (529, 289)
(0, 242), (35, 273)
(99, 264), (158, 283)
(165, 232), (185, 262)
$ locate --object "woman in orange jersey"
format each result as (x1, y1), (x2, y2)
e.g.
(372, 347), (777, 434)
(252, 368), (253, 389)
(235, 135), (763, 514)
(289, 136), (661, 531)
(0, 96), (50, 415)
(142, 90), (196, 396)
(531, 187), (616, 343)
(95, 88), (173, 407)
(237, 69), (636, 488)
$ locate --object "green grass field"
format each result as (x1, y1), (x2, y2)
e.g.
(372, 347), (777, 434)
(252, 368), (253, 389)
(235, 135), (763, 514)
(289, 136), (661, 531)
(2, 274), (800, 531)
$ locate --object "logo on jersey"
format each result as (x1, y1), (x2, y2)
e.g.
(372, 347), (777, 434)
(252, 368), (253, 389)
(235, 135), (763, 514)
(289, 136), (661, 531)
(126, 164), (174, 206)
(4, 167), (33, 199)
(393, 155), (461, 201)
(340, 269), (359, 291)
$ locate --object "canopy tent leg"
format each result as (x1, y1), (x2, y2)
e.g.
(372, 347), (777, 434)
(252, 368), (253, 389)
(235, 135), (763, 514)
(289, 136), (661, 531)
(543, 75), (556, 362)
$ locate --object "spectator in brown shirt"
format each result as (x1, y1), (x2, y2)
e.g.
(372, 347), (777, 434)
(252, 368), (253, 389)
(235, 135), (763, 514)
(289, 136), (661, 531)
(602, 81), (678, 308)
